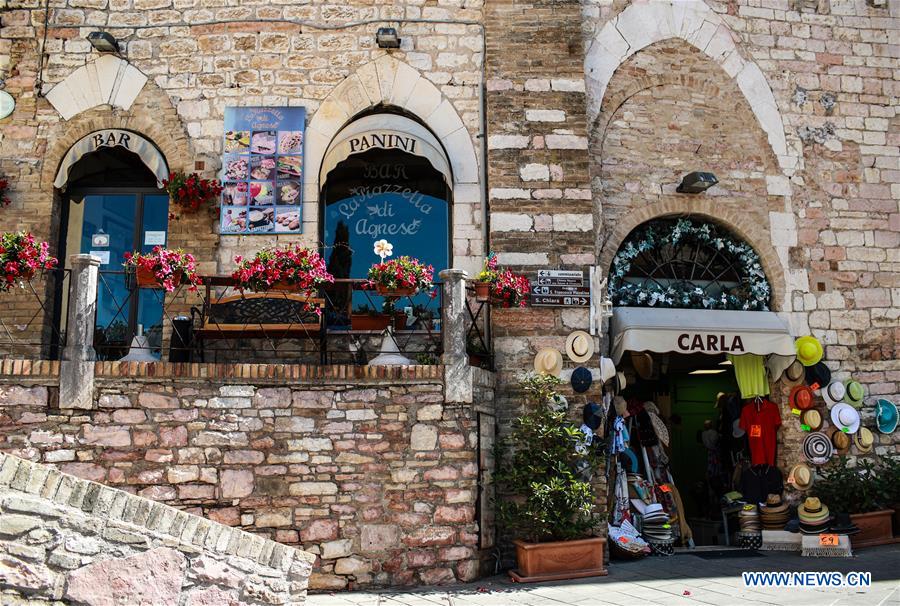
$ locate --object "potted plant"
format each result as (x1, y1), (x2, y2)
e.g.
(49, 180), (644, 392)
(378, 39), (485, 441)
(472, 252), (499, 301)
(494, 374), (607, 582)
(466, 332), (490, 369)
(124, 247), (201, 292)
(366, 239), (434, 297)
(490, 268), (531, 308)
(163, 170), (223, 215)
(877, 456), (900, 536)
(0, 231), (57, 292)
(233, 245), (334, 307)
(812, 456), (894, 548)
(350, 304), (394, 331)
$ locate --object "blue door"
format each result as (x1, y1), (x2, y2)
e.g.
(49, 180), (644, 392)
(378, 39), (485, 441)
(67, 192), (170, 359)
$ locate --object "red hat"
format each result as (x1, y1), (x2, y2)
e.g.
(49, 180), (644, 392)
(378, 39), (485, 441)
(789, 385), (815, 410)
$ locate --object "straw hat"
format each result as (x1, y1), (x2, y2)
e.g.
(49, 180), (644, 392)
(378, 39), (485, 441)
(830, 428), (850, 455)
(803, 432), (833, 465)
(613, 371), (627, 394)
(854, 427), (874, 454)
(649, 413), (669, 447)
(599, 357), (617, 383)
(795, 336), (824, 366)
(822, 381), (846, 407)
(534, 348), (563, 376)
(565, 331), (594, 363)
(789, 385), (815, 411)
(843, 379), (865, 408)
(613, 396), (629, 418)
(829, 403), (861, 434)
(798, 497), (830, 523)
(787, 463), (814, 491)
(630, 352), (654, 380)
(801, 409), (823, 432)
(782, 360), (805, 387)
(875, 399), (898, 434)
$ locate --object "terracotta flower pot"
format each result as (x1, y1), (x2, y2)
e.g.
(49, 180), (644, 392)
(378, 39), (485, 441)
(268, 280), (300, 292)
(849, 510), (894, 549)
(350, 314), (392, 331)
(375, 284), (417, 297)
(136, 267), (182, 289)
(509, 537), (607, 583)
(473, 281), (491, 302)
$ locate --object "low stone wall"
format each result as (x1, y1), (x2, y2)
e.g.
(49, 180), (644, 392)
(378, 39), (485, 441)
(0, 452), (315, 605)
(0, 362), (493, 589)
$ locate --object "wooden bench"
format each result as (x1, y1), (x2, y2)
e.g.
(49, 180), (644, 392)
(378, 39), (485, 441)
(191, 277), (326, 361)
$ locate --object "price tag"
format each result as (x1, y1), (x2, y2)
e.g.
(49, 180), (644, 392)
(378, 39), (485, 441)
(617, 536), (629, 544)
(800, 424), (811, 432)
(659, 485), (671, 493)
(810, 382), (821, 391)
(791, 408), (801, 416)
(841, 427), (849, 433)
(819, 534), (839, 546)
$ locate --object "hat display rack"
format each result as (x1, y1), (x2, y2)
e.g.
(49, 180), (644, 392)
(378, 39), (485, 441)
(603, 350), (696, 559)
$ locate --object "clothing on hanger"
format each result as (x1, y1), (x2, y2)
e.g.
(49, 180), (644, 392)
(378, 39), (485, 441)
(739, 396), (781, 466)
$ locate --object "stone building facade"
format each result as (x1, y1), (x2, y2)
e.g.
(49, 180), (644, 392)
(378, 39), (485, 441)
(0, 0), (898, 590)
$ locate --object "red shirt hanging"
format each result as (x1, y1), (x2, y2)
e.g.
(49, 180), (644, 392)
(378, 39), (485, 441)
(739, 398), (782, 466)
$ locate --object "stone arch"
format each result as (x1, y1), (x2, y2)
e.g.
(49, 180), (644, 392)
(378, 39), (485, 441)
(585, 0), (798, 175)
(40, 78), (193, 191)
(598, 200), (787, 312)
(305, 55), (481, 271)
(45, 55), (149, 121)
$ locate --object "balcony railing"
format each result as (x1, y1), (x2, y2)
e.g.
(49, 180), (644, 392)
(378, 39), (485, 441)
(0, 259), (493, 370)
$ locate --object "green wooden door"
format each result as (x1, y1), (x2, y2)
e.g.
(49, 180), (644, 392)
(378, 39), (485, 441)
(671, 373), (738, 522)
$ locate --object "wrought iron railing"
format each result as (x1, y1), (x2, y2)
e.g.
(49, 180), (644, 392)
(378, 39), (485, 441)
(0, 268), (70, 361)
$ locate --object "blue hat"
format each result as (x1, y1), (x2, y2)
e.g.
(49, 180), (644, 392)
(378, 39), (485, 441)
(582, 402), (603, 431)
(875, 399), (898, 434)
(571, 367), (593, 393)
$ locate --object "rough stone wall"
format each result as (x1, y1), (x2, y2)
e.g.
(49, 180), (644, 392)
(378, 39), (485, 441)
(582, 1), (899, 455)
(484, 0), (599, 426)
(0, 452), (315, 605)
(0, 364), (487, 588)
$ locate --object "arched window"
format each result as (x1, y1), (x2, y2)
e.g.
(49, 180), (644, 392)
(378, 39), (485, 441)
(609, 218), (771, 311)
(320, 113), (451, 319)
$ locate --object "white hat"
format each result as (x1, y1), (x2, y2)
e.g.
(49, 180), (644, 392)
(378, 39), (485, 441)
(822, 381), (846, 407)
(534, 348), (563, 377)
(829, 403), (861, 434)
(599, 357), (616, 383)
(565, 331), (594, 363)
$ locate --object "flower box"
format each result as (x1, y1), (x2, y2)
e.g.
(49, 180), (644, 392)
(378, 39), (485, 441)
(1, 232), (57, 292)
(509, 537), (607, 583)
(136, 266), (183, 290)
(350, 313), (407, 332)
(125, 248), (200, 293)
(473, 281), (491, 302)
(375, 284), (417, 298)
(850, 510), (895, 549)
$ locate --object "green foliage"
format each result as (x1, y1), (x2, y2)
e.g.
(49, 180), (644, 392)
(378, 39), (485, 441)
(812, 456), (888, 514)
(878, 456), (900, 505)
(494, 374), (604, 543)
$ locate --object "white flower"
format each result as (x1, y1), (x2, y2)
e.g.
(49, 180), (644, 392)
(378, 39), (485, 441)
(373, 239), (393, 260)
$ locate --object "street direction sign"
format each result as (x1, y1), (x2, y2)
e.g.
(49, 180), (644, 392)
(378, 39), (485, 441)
(536, 276), (583, 286)
(531, 294), (590, 307)
(537, 269), (584, 279)
(531, 285), (591, 296)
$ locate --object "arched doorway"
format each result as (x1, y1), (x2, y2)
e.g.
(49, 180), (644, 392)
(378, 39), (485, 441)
(606, 217), (794, 538)
(320, 112), (451, 325)
(55, 130), (170, 359)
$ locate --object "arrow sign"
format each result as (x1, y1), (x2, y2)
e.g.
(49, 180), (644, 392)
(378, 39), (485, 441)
(531, 285), (591, 296)
(531, 295), (590, 307)
(536, 277), (583, 286)
(538, 269), (584, 279)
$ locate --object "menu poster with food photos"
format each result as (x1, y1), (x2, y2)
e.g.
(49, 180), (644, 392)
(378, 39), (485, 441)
(220, 107), (305, 235)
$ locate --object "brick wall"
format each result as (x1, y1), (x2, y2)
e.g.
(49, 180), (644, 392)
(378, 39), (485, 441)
(0, 452), (315, 605)
(0, 363), (493, 588)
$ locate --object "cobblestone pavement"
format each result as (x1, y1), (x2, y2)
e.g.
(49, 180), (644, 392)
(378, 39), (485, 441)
(308, 545), (900, 606)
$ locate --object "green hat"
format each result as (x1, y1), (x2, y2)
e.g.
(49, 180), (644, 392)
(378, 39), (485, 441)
(843, 379), (864, 408)
(795, 336), (823, 367)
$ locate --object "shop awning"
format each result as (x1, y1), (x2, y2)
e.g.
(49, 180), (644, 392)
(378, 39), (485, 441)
(54, 129), (169, 190)
(320, 114), (452, 186)
(611, 307), (796, 370)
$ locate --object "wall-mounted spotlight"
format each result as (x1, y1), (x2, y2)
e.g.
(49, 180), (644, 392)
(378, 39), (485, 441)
(676, 171), (718, 194)
(87, 32), (120, 53)
(375, 27), (401, 49)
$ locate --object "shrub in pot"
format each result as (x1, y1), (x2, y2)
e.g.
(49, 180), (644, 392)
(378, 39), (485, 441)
(879, 456), (900, 535)
(494, 374), (607, 582)
(812, 456), (894, 548)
